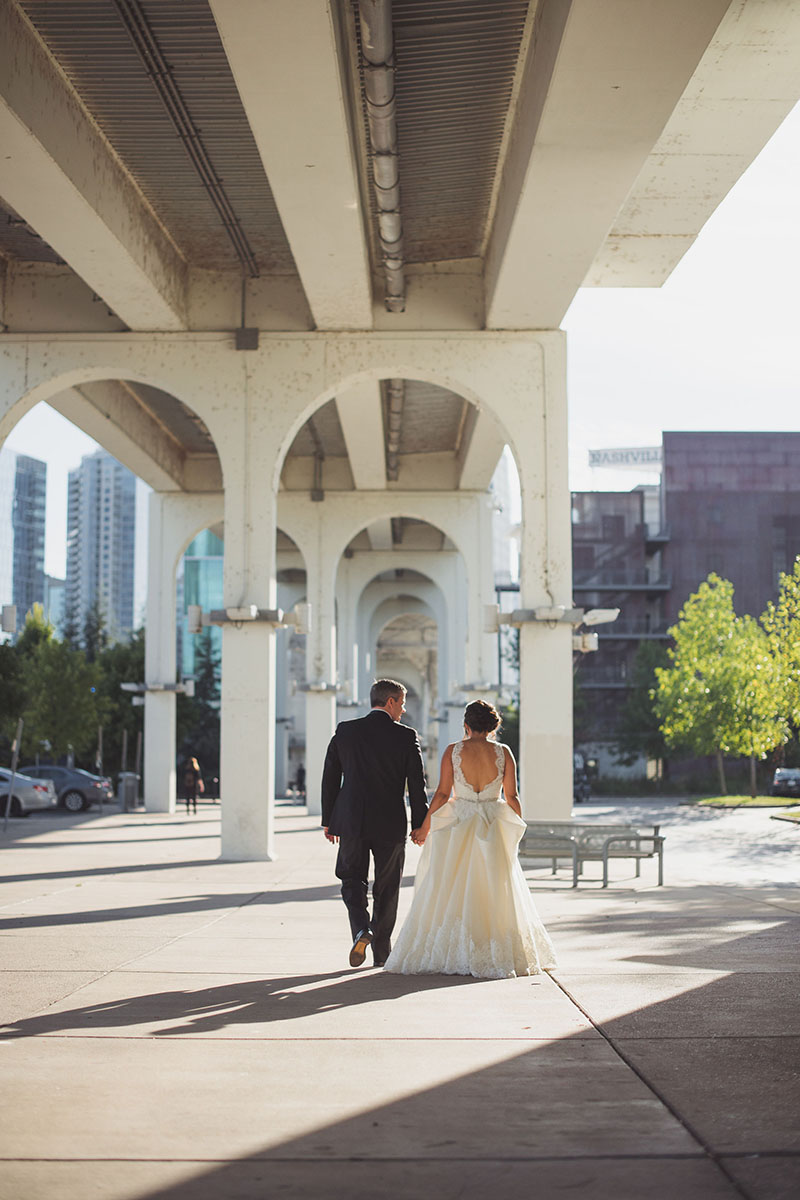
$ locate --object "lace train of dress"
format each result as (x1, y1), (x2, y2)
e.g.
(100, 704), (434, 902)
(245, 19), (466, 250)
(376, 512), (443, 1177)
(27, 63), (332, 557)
(385, 741), (556, 979)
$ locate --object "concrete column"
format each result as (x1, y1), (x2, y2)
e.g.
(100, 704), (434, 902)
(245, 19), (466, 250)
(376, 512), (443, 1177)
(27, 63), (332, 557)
(445, 555), (469, 746)
(220, 622), (276, 856)
(299, 513), (338, 817)
(274, 626), (290, 797)
(219, 422), (277, 860)
(335, 557), (359, 704)
(143, 495), (177, 813)
(275, 580), (305, 799)
(517, 336), (573, 820)
(143, 491), (223, 812)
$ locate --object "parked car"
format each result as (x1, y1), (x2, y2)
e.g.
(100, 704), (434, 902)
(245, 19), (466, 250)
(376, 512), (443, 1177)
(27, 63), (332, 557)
(0, 768), (58, 816)
(770, 767), (800, 798)
(20, 765), (115, 812)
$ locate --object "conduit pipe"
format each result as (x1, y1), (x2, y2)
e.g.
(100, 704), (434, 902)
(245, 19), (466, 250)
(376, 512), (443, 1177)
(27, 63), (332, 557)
(385, 378), (404, 480)
(358, 0), (405, 312)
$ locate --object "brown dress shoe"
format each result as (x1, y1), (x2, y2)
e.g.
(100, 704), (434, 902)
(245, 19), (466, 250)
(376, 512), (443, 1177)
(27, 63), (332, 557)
(349, 928), (373, 967)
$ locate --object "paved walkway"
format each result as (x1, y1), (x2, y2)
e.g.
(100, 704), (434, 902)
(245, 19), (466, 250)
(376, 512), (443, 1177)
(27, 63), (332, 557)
(0, 799), (798, 1200)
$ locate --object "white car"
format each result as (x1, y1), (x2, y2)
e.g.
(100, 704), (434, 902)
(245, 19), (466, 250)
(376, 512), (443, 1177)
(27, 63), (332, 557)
(0, 768), (58, 817)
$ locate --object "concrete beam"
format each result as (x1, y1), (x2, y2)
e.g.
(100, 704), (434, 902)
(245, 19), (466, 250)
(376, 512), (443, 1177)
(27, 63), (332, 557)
(458, 407), (507, 491)
(336, 380), (387, 490)
(49, 382), (183, 492)
(367, 519), (394, 551)
(484, 0), (730, 329)
(0, 0), (188, 331)
(587, 0), (800, 286)
(47, 380), (216, 493)
(210, 0), (373, 330)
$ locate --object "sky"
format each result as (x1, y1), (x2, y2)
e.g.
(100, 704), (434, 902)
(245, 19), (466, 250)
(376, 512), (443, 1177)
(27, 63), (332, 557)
(5, 99), (800, 598)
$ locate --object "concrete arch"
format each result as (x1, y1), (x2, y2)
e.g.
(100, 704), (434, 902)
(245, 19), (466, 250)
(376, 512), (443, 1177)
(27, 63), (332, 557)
(341, 557), (454, 601)
(355, 576), (451, 650)
(271, 363), (517, 494)
(361, 587), (449, 690)
(172, 499), (225, 569)
(0, 359), (221, 442)
(292, 498), (473, 583)
(0, 365), (229, 502)
(369, 595), (440, 648)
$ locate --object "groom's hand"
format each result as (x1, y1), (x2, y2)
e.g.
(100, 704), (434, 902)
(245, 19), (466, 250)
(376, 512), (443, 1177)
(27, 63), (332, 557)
(323, 827), (339, 844)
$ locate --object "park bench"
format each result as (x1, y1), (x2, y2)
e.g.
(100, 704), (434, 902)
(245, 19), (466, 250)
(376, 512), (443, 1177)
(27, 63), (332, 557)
(519, 820), (665, 888)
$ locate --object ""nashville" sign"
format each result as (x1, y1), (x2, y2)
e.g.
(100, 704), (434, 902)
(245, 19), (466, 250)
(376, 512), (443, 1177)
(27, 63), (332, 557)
(588, 447), (662, 470)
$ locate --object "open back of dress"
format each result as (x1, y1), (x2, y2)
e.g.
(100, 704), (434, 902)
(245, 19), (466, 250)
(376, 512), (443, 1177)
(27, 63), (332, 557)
(385, 741), (557, 979)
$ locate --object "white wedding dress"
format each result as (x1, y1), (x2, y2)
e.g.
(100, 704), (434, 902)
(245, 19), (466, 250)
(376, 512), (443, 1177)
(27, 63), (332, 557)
(385, 740), (556, 979)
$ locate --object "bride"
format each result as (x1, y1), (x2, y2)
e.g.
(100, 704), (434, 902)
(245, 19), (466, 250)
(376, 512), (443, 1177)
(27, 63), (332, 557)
(384, 700), (556, 979)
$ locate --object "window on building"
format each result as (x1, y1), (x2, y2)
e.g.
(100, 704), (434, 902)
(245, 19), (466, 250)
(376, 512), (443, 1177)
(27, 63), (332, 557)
(601, 514), (625, 542)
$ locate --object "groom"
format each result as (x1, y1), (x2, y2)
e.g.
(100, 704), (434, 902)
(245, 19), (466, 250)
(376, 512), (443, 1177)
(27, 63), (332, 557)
(321, 679), (428, 968)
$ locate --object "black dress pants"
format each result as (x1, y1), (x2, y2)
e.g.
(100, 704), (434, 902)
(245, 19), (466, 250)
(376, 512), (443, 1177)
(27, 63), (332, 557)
(335, 835), (405, 959)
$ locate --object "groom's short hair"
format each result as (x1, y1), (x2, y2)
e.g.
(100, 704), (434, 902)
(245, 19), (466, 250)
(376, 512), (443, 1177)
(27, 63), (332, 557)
(370, 678), (406, 708)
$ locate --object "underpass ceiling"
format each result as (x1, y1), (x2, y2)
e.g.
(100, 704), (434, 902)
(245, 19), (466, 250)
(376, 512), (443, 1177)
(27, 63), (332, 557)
(1, 0), (798, 492)
(346, 518), (450, 553)
(282, 381), (475, 487)
(14, 0), (297, 275)
(4, 0), (532, 281)
(351, 0), (530, 265)
(287, 400), (348, 459)
(0, 199), (63, 263)
(394, 382), (468, 456)
(126, 382), (216, 455)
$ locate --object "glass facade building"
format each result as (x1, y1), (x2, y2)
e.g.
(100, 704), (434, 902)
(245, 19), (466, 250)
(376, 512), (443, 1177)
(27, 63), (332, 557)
(66, 449), (136, 644)
(0, 447), (46, 629)
(179, 529), (223, 677)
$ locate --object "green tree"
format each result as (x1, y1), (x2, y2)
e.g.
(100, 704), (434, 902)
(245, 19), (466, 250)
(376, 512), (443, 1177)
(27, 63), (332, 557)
(725, 614), (785, 795)
(177, 631), (221, 783)
(0, 642), (26, 759)
(615, 639), (671, 769)
(15, 602), (54, 659)
(655, 575), (784, 794)
(761, 556), (800, 729)
(96, 630), (145, 777)
(20, 638), (107, 762)
(83, 600), (109, 662)
(655, 576), (741, 793)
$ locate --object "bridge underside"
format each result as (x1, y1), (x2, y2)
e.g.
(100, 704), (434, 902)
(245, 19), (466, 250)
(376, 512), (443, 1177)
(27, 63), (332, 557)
(1, 0), (799, 856)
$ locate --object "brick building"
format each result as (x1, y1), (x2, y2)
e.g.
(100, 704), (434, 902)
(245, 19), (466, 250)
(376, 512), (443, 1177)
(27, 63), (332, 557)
(572, 431), (800, 745)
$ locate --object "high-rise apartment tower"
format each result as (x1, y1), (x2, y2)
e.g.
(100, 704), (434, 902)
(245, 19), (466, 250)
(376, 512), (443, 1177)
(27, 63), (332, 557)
(0, 447), (46, 626)
(65, 450), (135, 644)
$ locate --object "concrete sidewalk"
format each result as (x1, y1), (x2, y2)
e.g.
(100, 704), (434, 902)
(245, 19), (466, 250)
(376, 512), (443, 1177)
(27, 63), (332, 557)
(0, 801), (798, 1200)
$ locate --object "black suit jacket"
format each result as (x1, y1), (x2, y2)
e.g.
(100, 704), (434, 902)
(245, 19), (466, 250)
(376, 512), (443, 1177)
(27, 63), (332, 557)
(321, 709), (428, 841)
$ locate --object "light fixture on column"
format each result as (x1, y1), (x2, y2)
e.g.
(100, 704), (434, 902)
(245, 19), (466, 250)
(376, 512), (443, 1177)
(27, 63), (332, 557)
(120, 680), (196, 697)
(583, 608), (621, 626)
(484, 603), (618, 655)
(484, 603), (617, 631)
(187, 601), (311, 634)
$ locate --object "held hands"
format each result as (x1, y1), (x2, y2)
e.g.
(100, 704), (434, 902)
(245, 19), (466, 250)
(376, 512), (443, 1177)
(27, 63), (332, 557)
(410, 820), (429, 846)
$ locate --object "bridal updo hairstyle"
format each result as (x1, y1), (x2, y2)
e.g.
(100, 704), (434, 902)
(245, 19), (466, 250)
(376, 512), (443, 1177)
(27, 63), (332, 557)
(463, 699), (501, 735)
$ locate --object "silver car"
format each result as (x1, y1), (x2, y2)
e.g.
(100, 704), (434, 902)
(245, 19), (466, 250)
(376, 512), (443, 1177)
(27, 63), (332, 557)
(21, 765), (115, 812)
(0, 768), (58, 816)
